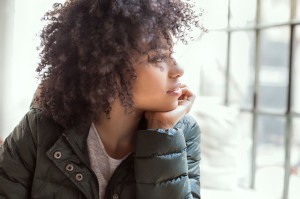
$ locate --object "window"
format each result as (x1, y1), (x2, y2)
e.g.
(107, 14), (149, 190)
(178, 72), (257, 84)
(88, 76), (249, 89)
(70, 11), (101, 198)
(190, 0), (300, 198)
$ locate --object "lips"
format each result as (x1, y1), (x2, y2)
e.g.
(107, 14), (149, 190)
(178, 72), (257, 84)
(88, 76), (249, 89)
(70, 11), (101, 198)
(167, 82), (182, 92)
(167, 82), (182, 96)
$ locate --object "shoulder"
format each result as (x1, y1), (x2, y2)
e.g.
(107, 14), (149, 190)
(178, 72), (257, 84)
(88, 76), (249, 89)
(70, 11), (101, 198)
(174, 114), (201, 143)
(2, 108), (62, 156)
(176, 114), (198, 127)
(23, 108), (65, 147)
(25, 108), (59, 131)
(175, 115), (201, 163)
(25, 108), (46, 127)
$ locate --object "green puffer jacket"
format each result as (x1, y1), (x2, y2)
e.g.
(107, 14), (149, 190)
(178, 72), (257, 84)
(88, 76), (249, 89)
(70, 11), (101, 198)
(0, 107), (201, 199)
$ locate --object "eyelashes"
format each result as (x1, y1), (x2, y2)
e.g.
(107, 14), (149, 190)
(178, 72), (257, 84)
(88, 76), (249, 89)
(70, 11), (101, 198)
(148, 55), (167, 63)
(145, 53), (177, 72)
(149, 58), (167, 72)
(148, 56), (178, 72)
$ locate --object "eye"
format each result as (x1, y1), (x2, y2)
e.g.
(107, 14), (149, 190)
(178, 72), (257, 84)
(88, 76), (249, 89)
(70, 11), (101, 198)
(149, 56), (166, 63)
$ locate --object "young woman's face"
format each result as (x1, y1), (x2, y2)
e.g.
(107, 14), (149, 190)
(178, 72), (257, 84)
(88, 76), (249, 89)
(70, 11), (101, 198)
(130, 36), (184, 112)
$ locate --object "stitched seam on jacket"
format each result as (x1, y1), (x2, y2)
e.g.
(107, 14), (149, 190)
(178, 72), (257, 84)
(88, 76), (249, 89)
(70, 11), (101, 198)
(134, 147), (187, 159)
(137, 173), (188, 185)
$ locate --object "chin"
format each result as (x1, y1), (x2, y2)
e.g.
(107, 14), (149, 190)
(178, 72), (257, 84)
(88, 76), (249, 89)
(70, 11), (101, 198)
(162, 101), (178, 111)
(145, 103), (176, 112)
(141, 99), (179, 112)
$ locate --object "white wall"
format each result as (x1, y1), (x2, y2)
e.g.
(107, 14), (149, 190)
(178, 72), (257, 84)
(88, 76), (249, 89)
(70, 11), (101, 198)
(0, 0), (15, 140)
(1, 0), (65, 139)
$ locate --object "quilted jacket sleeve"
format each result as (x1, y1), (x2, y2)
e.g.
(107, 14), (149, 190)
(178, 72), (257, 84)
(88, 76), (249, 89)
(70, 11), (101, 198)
(0, 110), (37, 199)
(134, 116), (201, 199)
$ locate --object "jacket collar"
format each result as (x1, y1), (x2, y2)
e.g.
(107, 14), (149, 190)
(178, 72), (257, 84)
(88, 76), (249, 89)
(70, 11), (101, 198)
(46, 123), (99, 199)
(46, 116), (147, 199)
(61, 113), (148, 167)
(62, 124), (92, 168)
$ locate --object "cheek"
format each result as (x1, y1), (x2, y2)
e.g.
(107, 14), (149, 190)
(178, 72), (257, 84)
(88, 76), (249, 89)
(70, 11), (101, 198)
(131, 64), (178, 111)
(133, 77), (165, 101)
(136, 67), (166, 94)
(134, 64), (164, 87)
(132, 79), (178, 111)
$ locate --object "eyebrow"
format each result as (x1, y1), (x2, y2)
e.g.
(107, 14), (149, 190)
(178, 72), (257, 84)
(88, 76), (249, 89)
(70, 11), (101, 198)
(147, 38), (171, 51)
(159, 44), (169, 50)
(148, 45), (170, 53)
(148, 49), (169, 56)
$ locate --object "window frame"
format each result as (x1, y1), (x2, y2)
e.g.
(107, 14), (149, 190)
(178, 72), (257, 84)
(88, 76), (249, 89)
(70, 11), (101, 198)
(209, 0), (300, 198)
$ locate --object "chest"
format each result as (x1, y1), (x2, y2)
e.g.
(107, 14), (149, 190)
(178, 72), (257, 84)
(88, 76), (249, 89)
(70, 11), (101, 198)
(30, 135), (136, 199)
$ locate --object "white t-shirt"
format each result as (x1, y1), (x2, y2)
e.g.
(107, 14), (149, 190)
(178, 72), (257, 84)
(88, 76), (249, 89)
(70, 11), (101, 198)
(87, 123), (131, 199)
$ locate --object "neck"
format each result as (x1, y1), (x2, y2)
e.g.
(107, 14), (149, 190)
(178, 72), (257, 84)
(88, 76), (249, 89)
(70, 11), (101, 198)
(93, 98), (144, 159)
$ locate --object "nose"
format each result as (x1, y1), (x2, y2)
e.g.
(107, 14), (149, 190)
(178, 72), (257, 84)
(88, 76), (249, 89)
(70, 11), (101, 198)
(168, 58), (184, 79)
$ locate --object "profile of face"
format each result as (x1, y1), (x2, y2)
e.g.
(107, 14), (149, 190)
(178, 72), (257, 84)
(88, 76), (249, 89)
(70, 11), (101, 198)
(130, 34), (184, 112)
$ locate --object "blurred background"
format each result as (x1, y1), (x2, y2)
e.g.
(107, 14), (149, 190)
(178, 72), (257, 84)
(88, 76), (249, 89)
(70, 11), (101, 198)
(0, 0), (300, 199)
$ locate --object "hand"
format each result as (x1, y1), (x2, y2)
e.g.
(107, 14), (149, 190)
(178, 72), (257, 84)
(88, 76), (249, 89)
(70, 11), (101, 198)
(145, 84), (196, 130)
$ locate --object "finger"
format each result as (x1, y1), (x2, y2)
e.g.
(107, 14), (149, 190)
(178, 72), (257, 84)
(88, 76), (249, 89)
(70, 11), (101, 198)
(173, 101), (191, 117)
(179, 83), (187, 88)
(178, 87), (196, 106)
(178, 99), (185, 104)
(177, 96), (195, 114)
(178, 94), (188, 101)
(180, 87), (194, 98)
(178, 96), (195, 105)
(178, 87), (194, 102)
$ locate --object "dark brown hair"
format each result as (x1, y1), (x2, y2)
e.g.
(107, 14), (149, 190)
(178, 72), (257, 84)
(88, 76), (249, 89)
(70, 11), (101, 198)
(36, 0), (205, 127)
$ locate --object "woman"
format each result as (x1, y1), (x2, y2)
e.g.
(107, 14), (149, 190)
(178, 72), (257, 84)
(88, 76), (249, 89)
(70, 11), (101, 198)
(0, 0), (203, 198)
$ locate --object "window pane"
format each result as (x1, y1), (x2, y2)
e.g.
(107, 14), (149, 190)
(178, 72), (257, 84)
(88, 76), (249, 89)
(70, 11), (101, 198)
(289, 118), (300, 199)
(258, 27), (290, 113)
(229, 31), (255, 108)
(174, 39), (202, 96)
(230, 0), (256, 28)
(260, 0), (290, 24)
(255, 115), (286, 198)
(201, 0), (229, 30)
(237, 112), (253, 188)
(292, 26), (300, 114)
(296, 0), (300, 20)
(197, 31), (228, 102)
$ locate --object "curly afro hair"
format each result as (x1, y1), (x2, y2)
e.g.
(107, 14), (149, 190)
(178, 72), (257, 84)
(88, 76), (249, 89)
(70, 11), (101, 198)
(36, 0), (205, 128)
